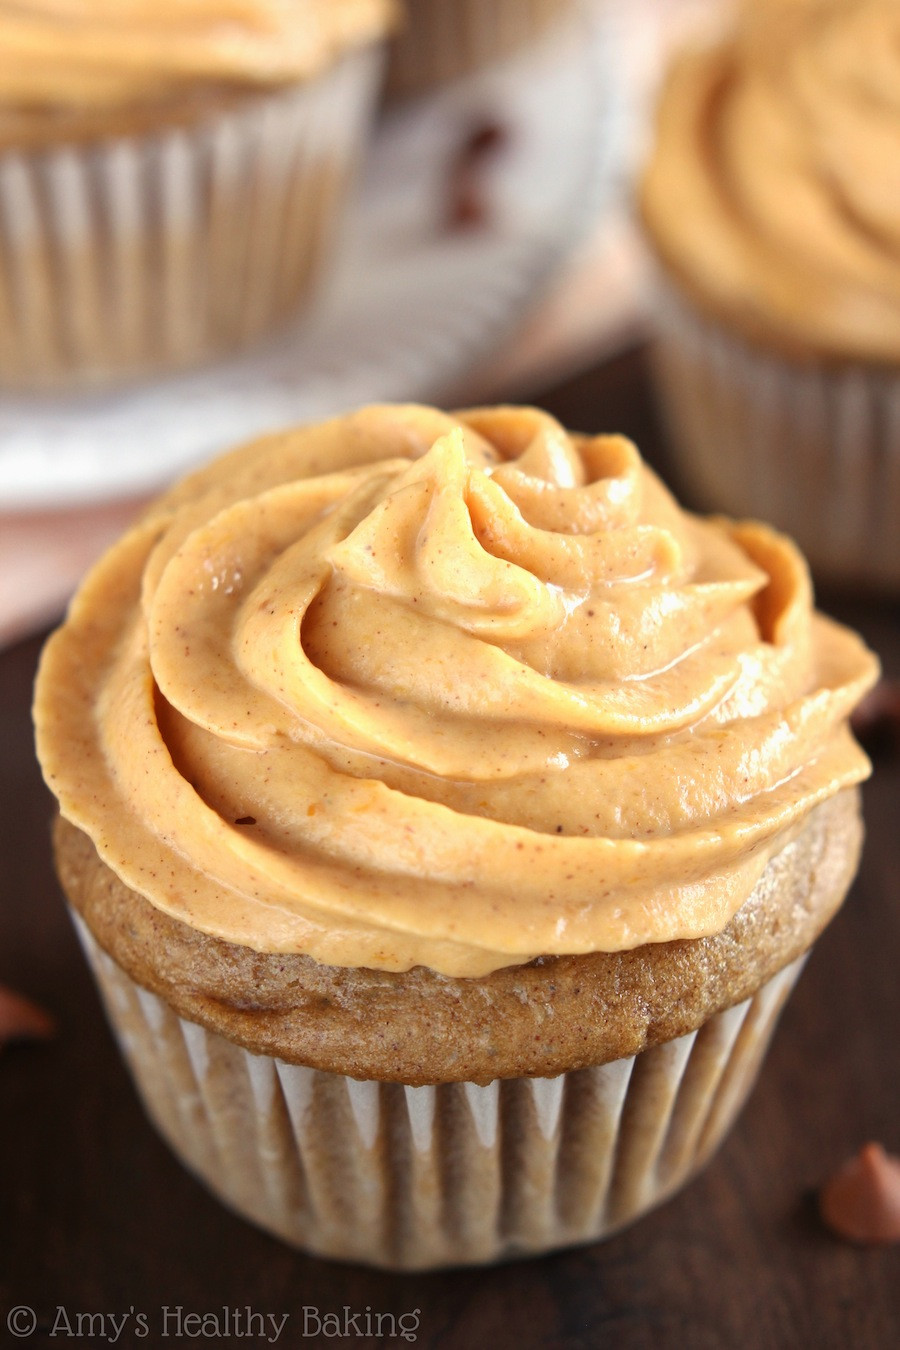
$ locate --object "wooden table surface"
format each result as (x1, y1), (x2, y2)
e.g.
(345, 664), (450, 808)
(2, 349), (899, 1350)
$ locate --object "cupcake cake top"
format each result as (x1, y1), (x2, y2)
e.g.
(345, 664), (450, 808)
(641, 0), (900, 362)
(0, 0), (396, 142)
(34, 405), (878, 977)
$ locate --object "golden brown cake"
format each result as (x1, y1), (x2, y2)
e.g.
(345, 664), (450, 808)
(640, 0), (900, 588)
(35, 403), (879, 1267)
(0, 0), (397, 390)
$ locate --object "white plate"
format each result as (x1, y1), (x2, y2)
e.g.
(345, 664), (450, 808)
(0, 3), (623, 511)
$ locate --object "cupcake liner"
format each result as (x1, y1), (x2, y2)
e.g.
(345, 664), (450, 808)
(387, 0), (574, 97)
(0, 45), (384, 392)
(72, 911), (805, 1270)
(650, 282), (900, 589)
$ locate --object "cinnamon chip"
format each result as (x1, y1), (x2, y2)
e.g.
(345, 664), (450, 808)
(820, 1142), (900, 1245)
(0, 983), (56, 1048)
(445, 118), (510, 231)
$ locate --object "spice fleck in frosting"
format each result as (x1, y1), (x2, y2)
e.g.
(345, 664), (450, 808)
(34, 406), (878, 976)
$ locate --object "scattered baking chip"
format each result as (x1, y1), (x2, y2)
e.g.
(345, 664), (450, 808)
(445, 118), (510, 231)
(820, 1142), (900, 1245)
(0, 984), (56, 1048)
(850, 678), (900, 756)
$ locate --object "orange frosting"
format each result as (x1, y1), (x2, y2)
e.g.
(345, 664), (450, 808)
(641, 0), (900, 362)
(34, 405), (878, 975)
(0, 0), (395, 110)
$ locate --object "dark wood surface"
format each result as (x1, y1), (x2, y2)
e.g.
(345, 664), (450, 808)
(2, 349), (899, 1350)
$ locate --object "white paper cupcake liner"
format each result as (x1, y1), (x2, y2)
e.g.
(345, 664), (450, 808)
(387, 0), (574, 96)
(650, 282), (900, 589)
(71, 911), (805, 1269)
(0, 45), (384, 392)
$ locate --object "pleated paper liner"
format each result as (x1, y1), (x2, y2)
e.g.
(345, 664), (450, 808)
(0, 45), (384, 392)
(650, 281), (900, 591)
(72, 912), (804, 1270)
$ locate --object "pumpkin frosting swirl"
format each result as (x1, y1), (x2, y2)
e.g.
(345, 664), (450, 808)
(641, 0), (900, 362)
(34, 405), (878, 976)
(0, 0), (395, 113)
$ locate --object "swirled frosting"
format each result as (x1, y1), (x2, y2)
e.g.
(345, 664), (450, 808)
(0, 1), (394, 117)
(34, 405), (878, 976)
(641, 0), (900, 362)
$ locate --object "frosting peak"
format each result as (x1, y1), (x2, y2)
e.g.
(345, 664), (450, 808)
(35, 405), (878, 975)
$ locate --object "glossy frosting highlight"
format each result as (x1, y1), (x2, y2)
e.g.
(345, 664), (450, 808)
(641, 0), (900, 361)
(35, 405), (878, 975)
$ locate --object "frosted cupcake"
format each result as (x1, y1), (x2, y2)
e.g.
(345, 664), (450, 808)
(640, 0), (900, 589)
(387, 0), (575, 98)
(35, 404), (878, 1268)
(0, 0), (396, 391)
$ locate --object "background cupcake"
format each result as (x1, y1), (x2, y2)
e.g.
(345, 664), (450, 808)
(640, 0), (900, 590)
(34, 404), (878, 1268)
(0, 0), (396, 391)
(386, 0), (576, 98)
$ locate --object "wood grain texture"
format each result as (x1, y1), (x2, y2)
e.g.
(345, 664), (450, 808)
(1, 349), (898, 1349)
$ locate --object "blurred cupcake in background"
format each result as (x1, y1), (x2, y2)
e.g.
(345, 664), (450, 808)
(640, 0), (900, 589)
(387, 0), (576, 98)
(0, 0), (397, 392)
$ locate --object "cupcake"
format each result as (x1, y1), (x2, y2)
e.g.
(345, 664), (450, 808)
(34, 403), (878, 1269)
(387, 0), (575, 98)
(0, 0), (396, 391)
(640, 0), (900, 589)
